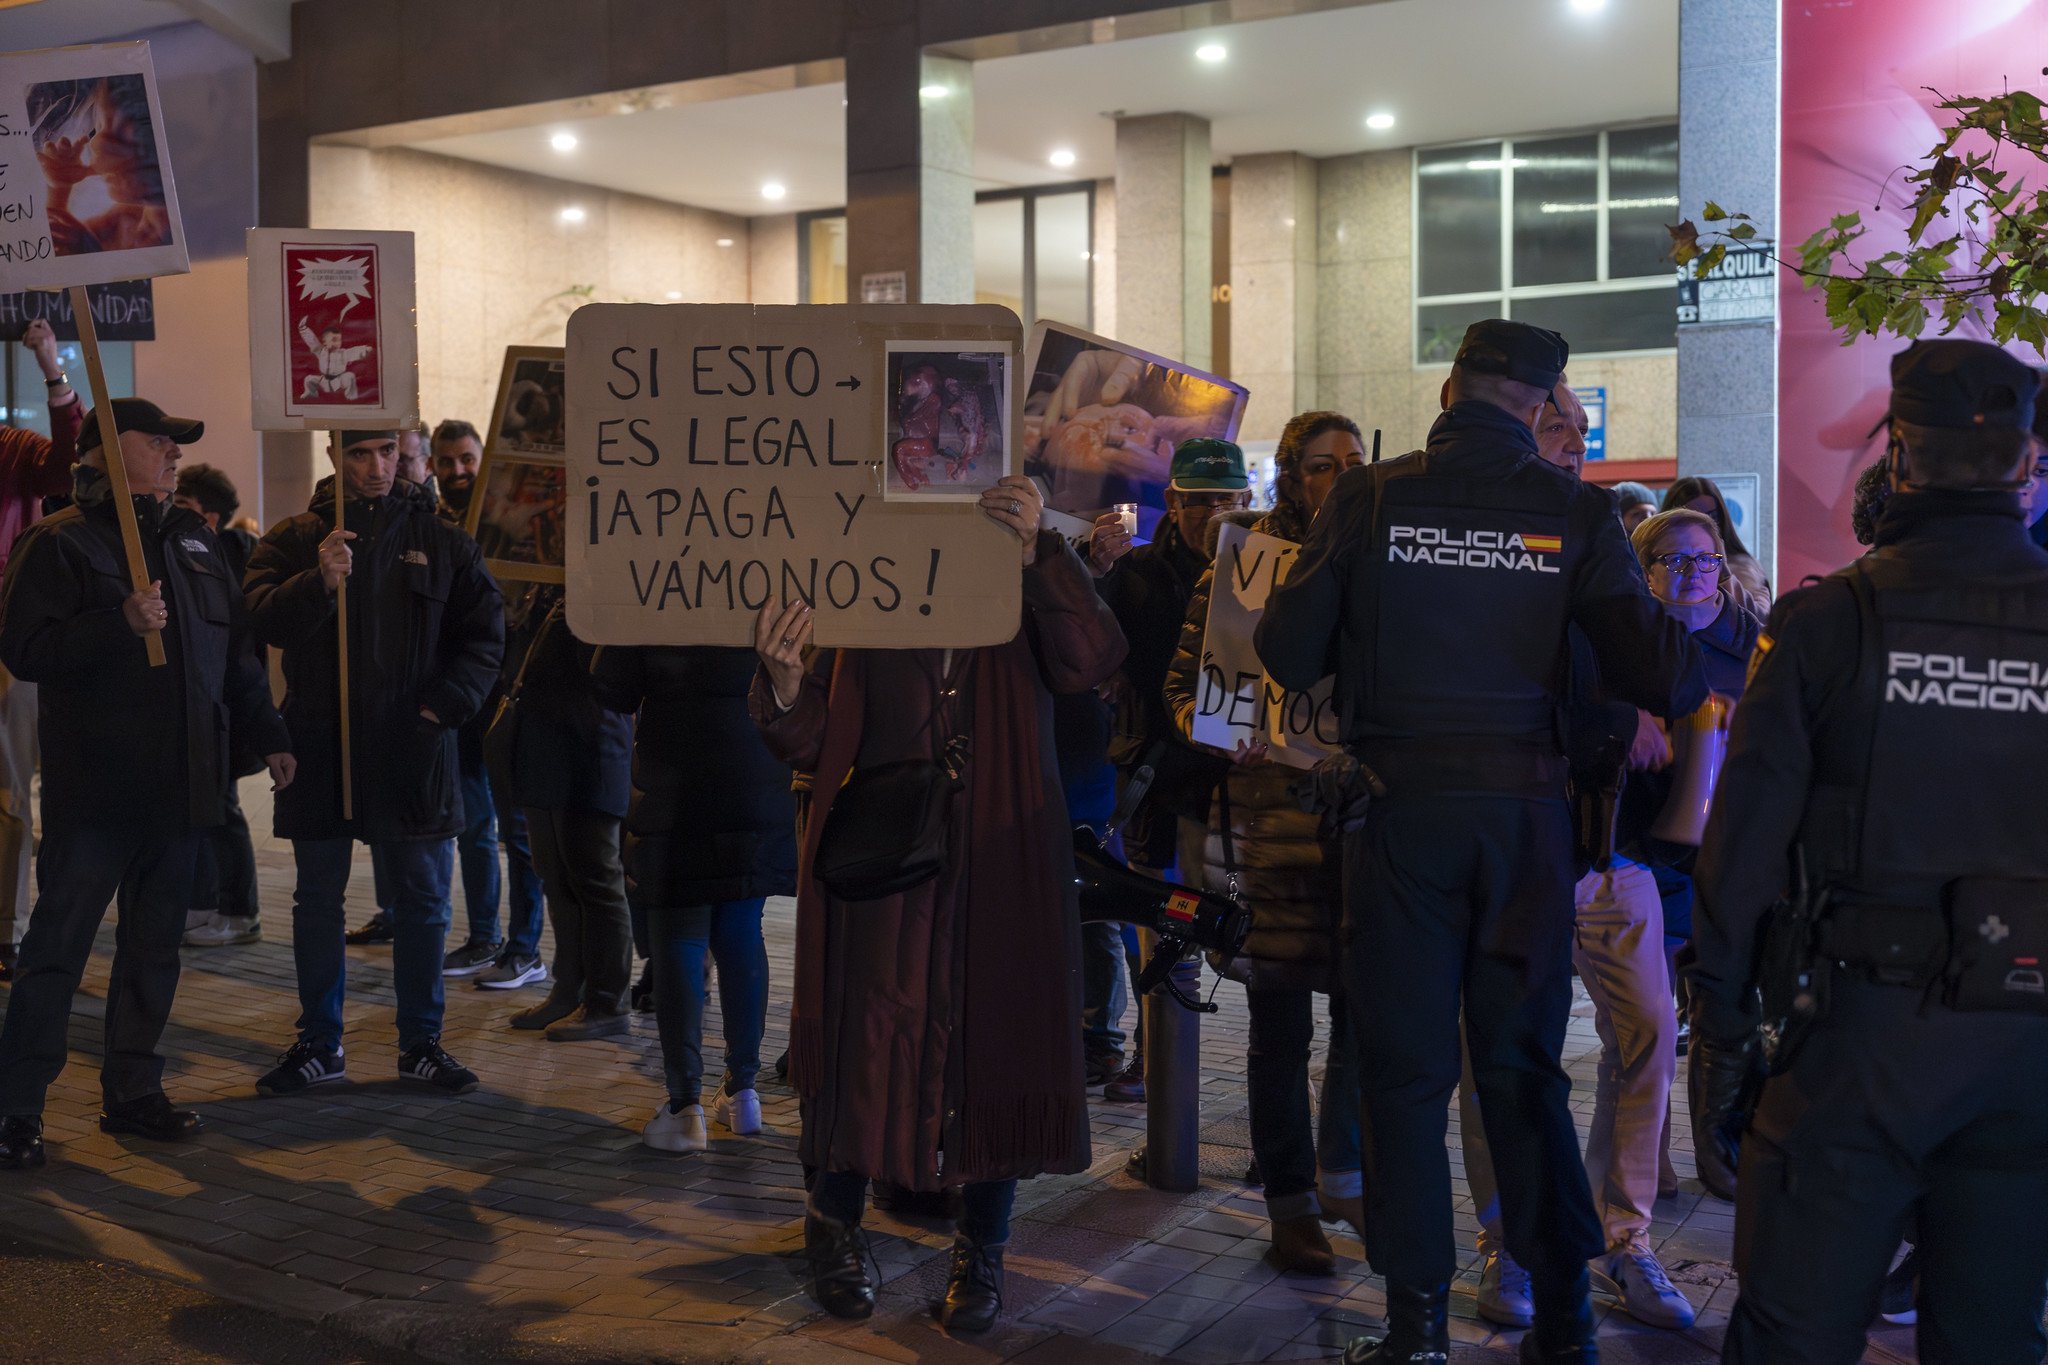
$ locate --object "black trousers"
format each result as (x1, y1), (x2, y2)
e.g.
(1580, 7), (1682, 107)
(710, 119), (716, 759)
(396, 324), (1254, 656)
(0, 824), (201, 1114)
(525, 808), (632, 1013)
(1725, 977), (2048, 1365)
(191, 780), (257, 918)
(1343, 793), (1602, 1290)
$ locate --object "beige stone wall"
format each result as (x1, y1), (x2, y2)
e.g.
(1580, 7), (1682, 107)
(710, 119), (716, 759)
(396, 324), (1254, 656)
(309, 145), (750, 431)
(1311, 149), (1678, 462)
(750, 214), (799, 305)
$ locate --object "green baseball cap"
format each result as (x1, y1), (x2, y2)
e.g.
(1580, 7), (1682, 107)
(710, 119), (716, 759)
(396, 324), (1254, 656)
(1168, 437), (1248, 492)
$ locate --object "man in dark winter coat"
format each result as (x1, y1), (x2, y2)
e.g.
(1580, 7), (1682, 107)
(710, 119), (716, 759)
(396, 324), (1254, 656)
(0, 400), (291, 1170)
(243, 429), (503, 1099)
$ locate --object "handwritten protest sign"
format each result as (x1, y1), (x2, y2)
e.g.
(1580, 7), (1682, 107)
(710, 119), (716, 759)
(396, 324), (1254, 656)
(566, 303), (1024, 648)
(246, 227), (418, 430)
(0, 42), (188, 292)
(1192, 521), (1339, 770)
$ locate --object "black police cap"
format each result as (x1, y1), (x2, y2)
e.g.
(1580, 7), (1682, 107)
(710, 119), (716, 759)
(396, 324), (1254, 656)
(1890, 339), (2037, 433)
(1454, 319), (1570, 390)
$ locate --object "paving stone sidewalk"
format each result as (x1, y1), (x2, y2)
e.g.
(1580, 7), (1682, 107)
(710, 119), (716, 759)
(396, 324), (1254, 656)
(0, 777), (1923, 1364)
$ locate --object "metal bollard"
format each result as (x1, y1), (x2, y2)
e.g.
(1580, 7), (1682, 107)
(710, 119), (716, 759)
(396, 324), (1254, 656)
(1144, 943), (1203, 1193)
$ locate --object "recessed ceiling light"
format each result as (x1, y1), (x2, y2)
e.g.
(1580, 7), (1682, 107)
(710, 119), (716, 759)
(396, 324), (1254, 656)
(761, 181), (787, 201)
(1079, 250), (1092, 261)
(558, 206), (586, 224)
(1049, 148), (1077, 169)
(919, 84), (950, 99)
(715, 237), (735, 247)
(665, 290), (683, 301)
(1365, 111), (1396, 131)
(549, 131), (578, 153)
(1569, 0), (1607, 12)
(1195, 42), (1227, 63)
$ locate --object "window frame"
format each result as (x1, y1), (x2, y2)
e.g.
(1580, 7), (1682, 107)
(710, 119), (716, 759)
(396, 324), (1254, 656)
(1411, 123), (1678, 367)
(796, 180), (1095, 326)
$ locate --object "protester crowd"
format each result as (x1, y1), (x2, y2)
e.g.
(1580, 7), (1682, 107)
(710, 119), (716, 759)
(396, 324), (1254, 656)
(0, 315), (2042, 1362)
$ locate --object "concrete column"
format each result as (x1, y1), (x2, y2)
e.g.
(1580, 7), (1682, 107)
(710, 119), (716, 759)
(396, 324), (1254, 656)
(1115, 113), (1212, 371)
(1229, 153), (1318, 440)
(1315, 149), (1417, 447)
(843, 29), (973, 305)
(1677, 0), (1779, 577)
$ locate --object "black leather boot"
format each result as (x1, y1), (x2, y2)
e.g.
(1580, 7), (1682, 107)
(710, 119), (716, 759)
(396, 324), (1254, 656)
(1522, 1268), (1598, 1364)
(99, 1093), (202, 1142)
(0, 1114), (44, 1170)
(1344, 1282), (1449, 1363)
(938, 1242), (1004, 1333)
(804, 1213), (874, 1320)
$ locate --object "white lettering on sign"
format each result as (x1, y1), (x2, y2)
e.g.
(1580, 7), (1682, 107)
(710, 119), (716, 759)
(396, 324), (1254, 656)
(1385, 524), (1561, 574)
(1884, 650), (2048, 713)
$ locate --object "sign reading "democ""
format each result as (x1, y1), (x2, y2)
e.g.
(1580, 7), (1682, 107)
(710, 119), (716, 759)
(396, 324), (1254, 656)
(565, 303), (1026, 648)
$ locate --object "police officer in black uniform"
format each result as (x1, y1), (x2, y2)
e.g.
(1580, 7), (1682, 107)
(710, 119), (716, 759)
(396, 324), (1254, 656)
(1690, 339), (2048, 1363)
(1258, 320), (1706, 1364)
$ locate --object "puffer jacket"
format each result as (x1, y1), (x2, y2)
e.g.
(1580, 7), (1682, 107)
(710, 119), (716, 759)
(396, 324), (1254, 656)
(1162, 509), (1339, 993)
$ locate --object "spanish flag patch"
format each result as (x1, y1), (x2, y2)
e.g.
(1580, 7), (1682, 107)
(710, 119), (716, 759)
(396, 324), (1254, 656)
(1522, 534), (1562, 554)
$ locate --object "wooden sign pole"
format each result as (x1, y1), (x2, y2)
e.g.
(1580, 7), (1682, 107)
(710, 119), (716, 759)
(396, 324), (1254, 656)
(330, 433), (352, 821)
(68, 285), (166, 669)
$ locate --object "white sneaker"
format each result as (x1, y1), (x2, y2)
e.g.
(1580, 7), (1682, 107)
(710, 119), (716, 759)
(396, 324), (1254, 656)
(713, 1086), (762, 1136)
(184, 914), (261, 947)
(643, 1101), (707, 1153)
(1476, 1249), (1535, 1329)
(1593, 1243), (1698, 1330)
(184, 909), (214, 933)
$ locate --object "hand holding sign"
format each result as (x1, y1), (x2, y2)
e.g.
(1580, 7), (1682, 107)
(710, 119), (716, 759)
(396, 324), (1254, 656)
(977, 475), (1043, 565)
(753, 598), (815, 709)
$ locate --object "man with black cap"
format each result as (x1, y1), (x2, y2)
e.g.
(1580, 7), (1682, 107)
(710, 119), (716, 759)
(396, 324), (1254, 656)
(244, 428), (503, 1099)
(1689, 338), (2048, 1362)
(1258, 320), (1706, 1364)
(0, 400), (292, 1169)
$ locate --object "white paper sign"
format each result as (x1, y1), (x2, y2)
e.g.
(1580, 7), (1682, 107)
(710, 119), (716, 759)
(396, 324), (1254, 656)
(0, 41), (190, 292)
(1191, 521), (1339, 770)
(246, 227), (419, 431)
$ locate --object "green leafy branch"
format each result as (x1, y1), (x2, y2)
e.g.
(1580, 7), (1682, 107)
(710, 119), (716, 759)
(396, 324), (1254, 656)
(1670, 81), (2048, 353)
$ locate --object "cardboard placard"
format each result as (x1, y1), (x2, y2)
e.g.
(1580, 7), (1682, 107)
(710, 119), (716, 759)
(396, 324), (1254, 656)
(487, 345), (566, 458)
(1021, 320), (1247, 538)
(468, 453), (566, 586)
(0, 42), (188, 292)
(0, 279), (152, 340)
(565, 302), (1024, 648)
(1190, 521), (1339, 771)
(246, 227), (418, 431)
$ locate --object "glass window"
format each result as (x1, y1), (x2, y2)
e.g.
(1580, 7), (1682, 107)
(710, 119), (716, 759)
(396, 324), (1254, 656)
(1508, 287), (1675, 356)
(1032, 191), (1091, 329)
(7, 340), (128, 434)
(1416, 143), (1502, 297)
(1607, 125), (1682, 281)
(973, 197), (1025, 318)
(1512, 133), (1599, 288)
(1415, 125), (1677, 362)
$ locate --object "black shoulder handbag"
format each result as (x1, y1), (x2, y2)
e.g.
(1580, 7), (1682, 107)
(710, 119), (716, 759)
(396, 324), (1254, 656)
(812, 653), (973, 902)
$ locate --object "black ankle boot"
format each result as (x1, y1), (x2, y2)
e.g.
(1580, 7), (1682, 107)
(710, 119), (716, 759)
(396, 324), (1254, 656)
(938, 1242), (1004, 1333)
(1522, 1268), (1598, 1364)
(1344, 1282), (1449, 1363)
(804, 1213), (874, 1320)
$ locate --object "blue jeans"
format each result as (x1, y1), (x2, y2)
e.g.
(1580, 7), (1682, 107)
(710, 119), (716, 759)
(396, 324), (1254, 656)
(476, 767), (544, 955)
(649, 897), (767, 1101)
(0, 825), (199, 1113)
(292, 837), (452, 1051)
(1247, 988), (1362, 1220)
(455, 754), (501, 945)
(811, 1169), (1016, 1247)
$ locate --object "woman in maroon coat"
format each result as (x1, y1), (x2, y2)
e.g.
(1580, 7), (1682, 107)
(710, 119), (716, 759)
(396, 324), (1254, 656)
(751, 475), (1125, 1334)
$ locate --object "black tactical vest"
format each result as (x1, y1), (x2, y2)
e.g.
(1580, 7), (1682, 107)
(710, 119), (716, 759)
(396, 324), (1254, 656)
(1806, 556), (2048, 905)
(1355, 453), (1576, 743)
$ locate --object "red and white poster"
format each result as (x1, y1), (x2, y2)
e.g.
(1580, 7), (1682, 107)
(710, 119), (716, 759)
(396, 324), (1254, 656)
(1777, 1), (2048, 587)
(282, 242), (382, 415)
(247, 227), (417, 431)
